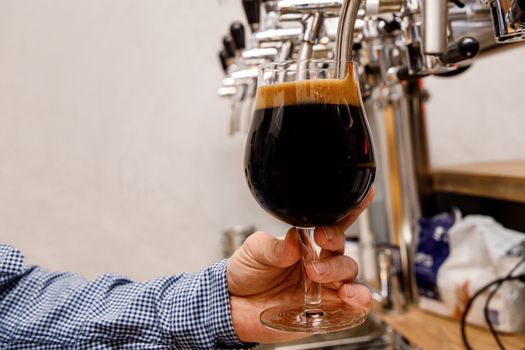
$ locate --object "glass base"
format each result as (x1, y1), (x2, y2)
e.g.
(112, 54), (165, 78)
(260, 303), (367, 333)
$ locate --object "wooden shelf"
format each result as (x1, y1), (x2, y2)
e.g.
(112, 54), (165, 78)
(432, 160), (525, 203)
(378, 306), (525, 350)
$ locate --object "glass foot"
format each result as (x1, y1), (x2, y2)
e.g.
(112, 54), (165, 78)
(260, 303), (367, 333)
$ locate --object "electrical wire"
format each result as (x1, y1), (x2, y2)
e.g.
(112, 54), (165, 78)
(460, 255), (525, 350)
(483, 256), (525, 350)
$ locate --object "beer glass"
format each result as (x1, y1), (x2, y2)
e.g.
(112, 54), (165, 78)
(244, 59), (376, 332)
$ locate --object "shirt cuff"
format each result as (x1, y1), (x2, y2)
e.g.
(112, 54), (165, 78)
(210, 260), (258, 349)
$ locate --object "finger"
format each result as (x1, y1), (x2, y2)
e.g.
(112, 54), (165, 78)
(305, 255), (358, 284)
(313, 226), (345, 254)
(338, 284), (373, 313)
(334, 186), (376, 233)
(243, 229), (301, 269)
(314, 186), (376, 255)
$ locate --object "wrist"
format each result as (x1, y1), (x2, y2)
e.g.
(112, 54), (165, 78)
(230, 295), (257, 343)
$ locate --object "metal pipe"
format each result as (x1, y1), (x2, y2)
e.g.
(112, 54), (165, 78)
(335, 0), (363, 78)
(278, 0), (342, 16)
(242, 47), (279, 60)
(422, 0), (449, 54)
(255, 28), (303, 42)
(299, 12), (324, 61)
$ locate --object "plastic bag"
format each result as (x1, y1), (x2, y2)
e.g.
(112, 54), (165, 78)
(417, 214), (525, 333)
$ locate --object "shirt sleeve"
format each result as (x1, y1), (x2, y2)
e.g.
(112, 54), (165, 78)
(0, 244), (254, 349)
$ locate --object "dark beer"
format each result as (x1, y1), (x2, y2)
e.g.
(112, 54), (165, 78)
(244, 101), (375, 228)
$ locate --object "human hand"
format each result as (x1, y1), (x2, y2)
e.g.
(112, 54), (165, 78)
(227, 187), (375, 344)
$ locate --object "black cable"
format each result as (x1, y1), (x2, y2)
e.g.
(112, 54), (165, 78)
(483, 257), (525, 350)
(460, 274), (525, 350)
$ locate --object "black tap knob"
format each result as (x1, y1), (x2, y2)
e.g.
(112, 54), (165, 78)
(219, 50), (229, 72)
(242, 0), (260, 32)
(449, 0), (465, 8)
(383, 19), (401, 33)
(230, 22), (246, 51)
(440, 37), (479, 64)
(222, 35), (237, 59)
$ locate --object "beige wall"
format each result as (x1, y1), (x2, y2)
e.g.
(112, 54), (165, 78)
(0, 1), (523, 281)
(425, 45), (525, 166)
(0, 0), (287, 280)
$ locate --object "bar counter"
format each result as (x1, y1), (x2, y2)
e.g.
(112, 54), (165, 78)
(378, 306), (525, 350)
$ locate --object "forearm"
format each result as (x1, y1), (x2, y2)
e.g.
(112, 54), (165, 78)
(0, 245), (245, 349)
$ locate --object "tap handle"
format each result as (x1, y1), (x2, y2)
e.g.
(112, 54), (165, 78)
(242, 0), (261, 32)
(222, 35), (237, 59)
(440, 36), (479, 64)
(230, 22), (246, 51)
(219, 50), (229, 72)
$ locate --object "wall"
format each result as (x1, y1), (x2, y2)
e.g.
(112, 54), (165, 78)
(0, 1), (523, 280)
(425, 45), (525, 166)
(0, 0), (286, 280)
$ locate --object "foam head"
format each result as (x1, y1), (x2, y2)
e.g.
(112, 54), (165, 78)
(255, 63), (361, 110)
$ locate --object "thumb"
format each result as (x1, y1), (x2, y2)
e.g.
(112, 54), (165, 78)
(243, 229), (301, 268)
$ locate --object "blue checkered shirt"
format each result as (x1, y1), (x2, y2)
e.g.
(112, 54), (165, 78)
(0, 245), (252, 349)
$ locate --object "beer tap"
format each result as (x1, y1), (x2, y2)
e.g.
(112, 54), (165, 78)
(278, 1), (343, 60)
(219, 16), (281, 135)
(419, 0), (481, 74)
(220, 32), (247, 135)
(217, 49), (237, 117)
(222, 35), (237, 64)
(230, 22), (247, 57)
(242, 0), (262, 33)
(229, 21), (257, 133)
(218, 50), (230, 74)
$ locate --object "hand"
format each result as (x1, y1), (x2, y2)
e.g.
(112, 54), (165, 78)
(227, 187), (375, 344)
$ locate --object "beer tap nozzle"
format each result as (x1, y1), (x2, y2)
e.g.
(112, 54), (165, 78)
(335, 0), (363, 78)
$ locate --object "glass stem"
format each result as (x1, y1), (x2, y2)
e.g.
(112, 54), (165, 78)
(297, 227), (322, 310)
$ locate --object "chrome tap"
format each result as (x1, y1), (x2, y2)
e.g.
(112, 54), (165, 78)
(372, 245), (407, 313)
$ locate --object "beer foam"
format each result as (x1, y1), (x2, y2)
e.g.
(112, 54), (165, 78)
(255, 64), (360, 109)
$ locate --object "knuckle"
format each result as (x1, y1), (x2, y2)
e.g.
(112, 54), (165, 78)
(245, 231), (269, 244)
(339, 256), (358, 280)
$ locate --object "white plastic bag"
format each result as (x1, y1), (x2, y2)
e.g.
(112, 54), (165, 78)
(418, 215), (525, 333)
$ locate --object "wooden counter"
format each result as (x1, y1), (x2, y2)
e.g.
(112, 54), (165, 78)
(432, 160), (525, 203)
(378, 306), (525, 350)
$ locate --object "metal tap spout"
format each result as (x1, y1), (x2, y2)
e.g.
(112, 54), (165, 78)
(335, 0), (362, 78)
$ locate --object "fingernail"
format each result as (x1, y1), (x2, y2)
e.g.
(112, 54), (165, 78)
(345, 285), (357, 298)
(323, 227), (335, 241)
(313, 261), (328, 275)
